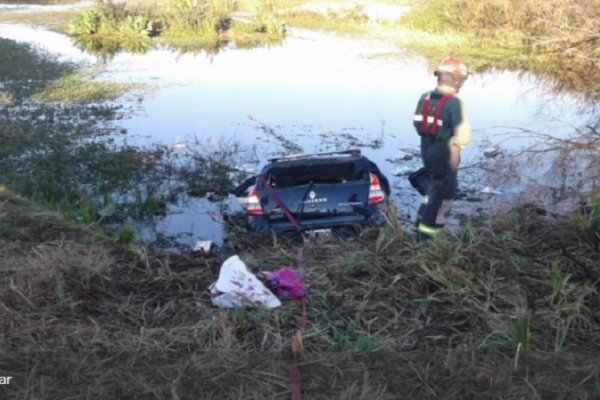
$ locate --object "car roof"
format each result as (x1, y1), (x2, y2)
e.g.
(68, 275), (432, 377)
(267, 149), (361, 163)
(264, 149), (366, 169)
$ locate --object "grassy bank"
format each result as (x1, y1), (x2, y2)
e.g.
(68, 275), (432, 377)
(4, 0), (599, 99)
(0, 202), (599, 399)
(0, 37), (134, 103)
(0, 0), (89, 30)
(278, 0), (600, 101)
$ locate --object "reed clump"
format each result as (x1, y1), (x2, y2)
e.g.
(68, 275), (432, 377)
(404, 0), (600, 99)
(66, 0), (286, 54)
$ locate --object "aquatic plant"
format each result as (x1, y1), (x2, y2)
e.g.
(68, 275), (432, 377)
(114, 224), (136, 244)
(118, 15), (150, 37)
(64, 0), (285, 54)
(177, 135), (254, 198)
(67, 8), (102, 34)
(575, 193), (600, 250)
(0, 37), (74, 102)
(32, 72), (135, 103)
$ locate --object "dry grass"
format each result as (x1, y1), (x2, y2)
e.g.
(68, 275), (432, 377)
(0, 0), (80, 4)
(0, 203), (599, 399)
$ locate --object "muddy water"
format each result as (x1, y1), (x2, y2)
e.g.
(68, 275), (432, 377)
(0, 23), (595, 247)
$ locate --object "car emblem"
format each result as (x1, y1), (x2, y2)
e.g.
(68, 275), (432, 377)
(309, 191), (316, 199)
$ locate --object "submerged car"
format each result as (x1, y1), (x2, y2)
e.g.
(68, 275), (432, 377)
(232, 150), (391, 233)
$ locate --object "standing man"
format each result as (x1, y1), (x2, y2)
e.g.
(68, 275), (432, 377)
(410, 56), (472, 242)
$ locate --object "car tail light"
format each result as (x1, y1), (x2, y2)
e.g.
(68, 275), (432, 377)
(246, 185), (263, 215)
(368, 173), (385, 204)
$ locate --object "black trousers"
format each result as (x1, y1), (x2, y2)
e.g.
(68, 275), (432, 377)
(412, 139), (459, 235)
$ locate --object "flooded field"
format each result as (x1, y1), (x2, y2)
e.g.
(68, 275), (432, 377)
(0, 22), (596, 248)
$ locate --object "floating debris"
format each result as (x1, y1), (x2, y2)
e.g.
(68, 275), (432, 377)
(392, 165), (416, 177)
(173, 139), (186, 151)
(480, 186), (505, 195)
(193, 240), (213, 253)
(483, 147), (501, 158)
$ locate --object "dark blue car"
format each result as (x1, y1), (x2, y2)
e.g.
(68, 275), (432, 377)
(233, 150), (391, 233)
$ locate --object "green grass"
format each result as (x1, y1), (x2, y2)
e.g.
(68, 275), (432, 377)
(0, 37), (74, 101)
(32, 72), (137, 103)
(0, 186), (107, 243)
(58, 0), (286, 53)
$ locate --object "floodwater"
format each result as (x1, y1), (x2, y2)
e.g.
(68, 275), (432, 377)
(0, 22), (595, 247)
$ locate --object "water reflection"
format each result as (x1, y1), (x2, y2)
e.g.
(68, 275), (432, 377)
(70, 31), (285, 61)
(1, 24), (597, 247)
(72, 34), (152, 59)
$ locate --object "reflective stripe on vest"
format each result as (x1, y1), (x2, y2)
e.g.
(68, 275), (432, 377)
(415, 92), (454, 138)
(413, 115), (442, 126)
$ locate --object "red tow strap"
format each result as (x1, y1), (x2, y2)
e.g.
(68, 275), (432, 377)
(290, 297), (308, 400)
(262, 176), (302, 232)
(290, 247), (308, 400)
(261, 180), (308, 399)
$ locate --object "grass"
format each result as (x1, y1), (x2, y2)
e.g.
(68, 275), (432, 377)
(0, 204), (599, 399)
(32, 72), (137, 103)
(0, 37), (74, 101)
(58, 0), (286, 54)
(0, 0), (286, 53)
(0, 185), (107, 243)
(0, 0), (81, 3)
(0, 10), (77, 29)
(0, 36), (139, 104)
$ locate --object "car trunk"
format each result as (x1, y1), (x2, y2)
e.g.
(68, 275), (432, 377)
(258, 160), (370, 222)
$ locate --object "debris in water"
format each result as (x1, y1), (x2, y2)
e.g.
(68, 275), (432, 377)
(483, 147), (501, 158)
(480, 186), (505, 195)
(193, 240), (213, 253)
(392, 165), (416, 177)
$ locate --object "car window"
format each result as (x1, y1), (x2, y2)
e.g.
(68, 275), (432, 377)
(267, 161), (358, 187)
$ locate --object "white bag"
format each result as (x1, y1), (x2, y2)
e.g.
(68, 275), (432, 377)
(209, 255), (281, 309)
